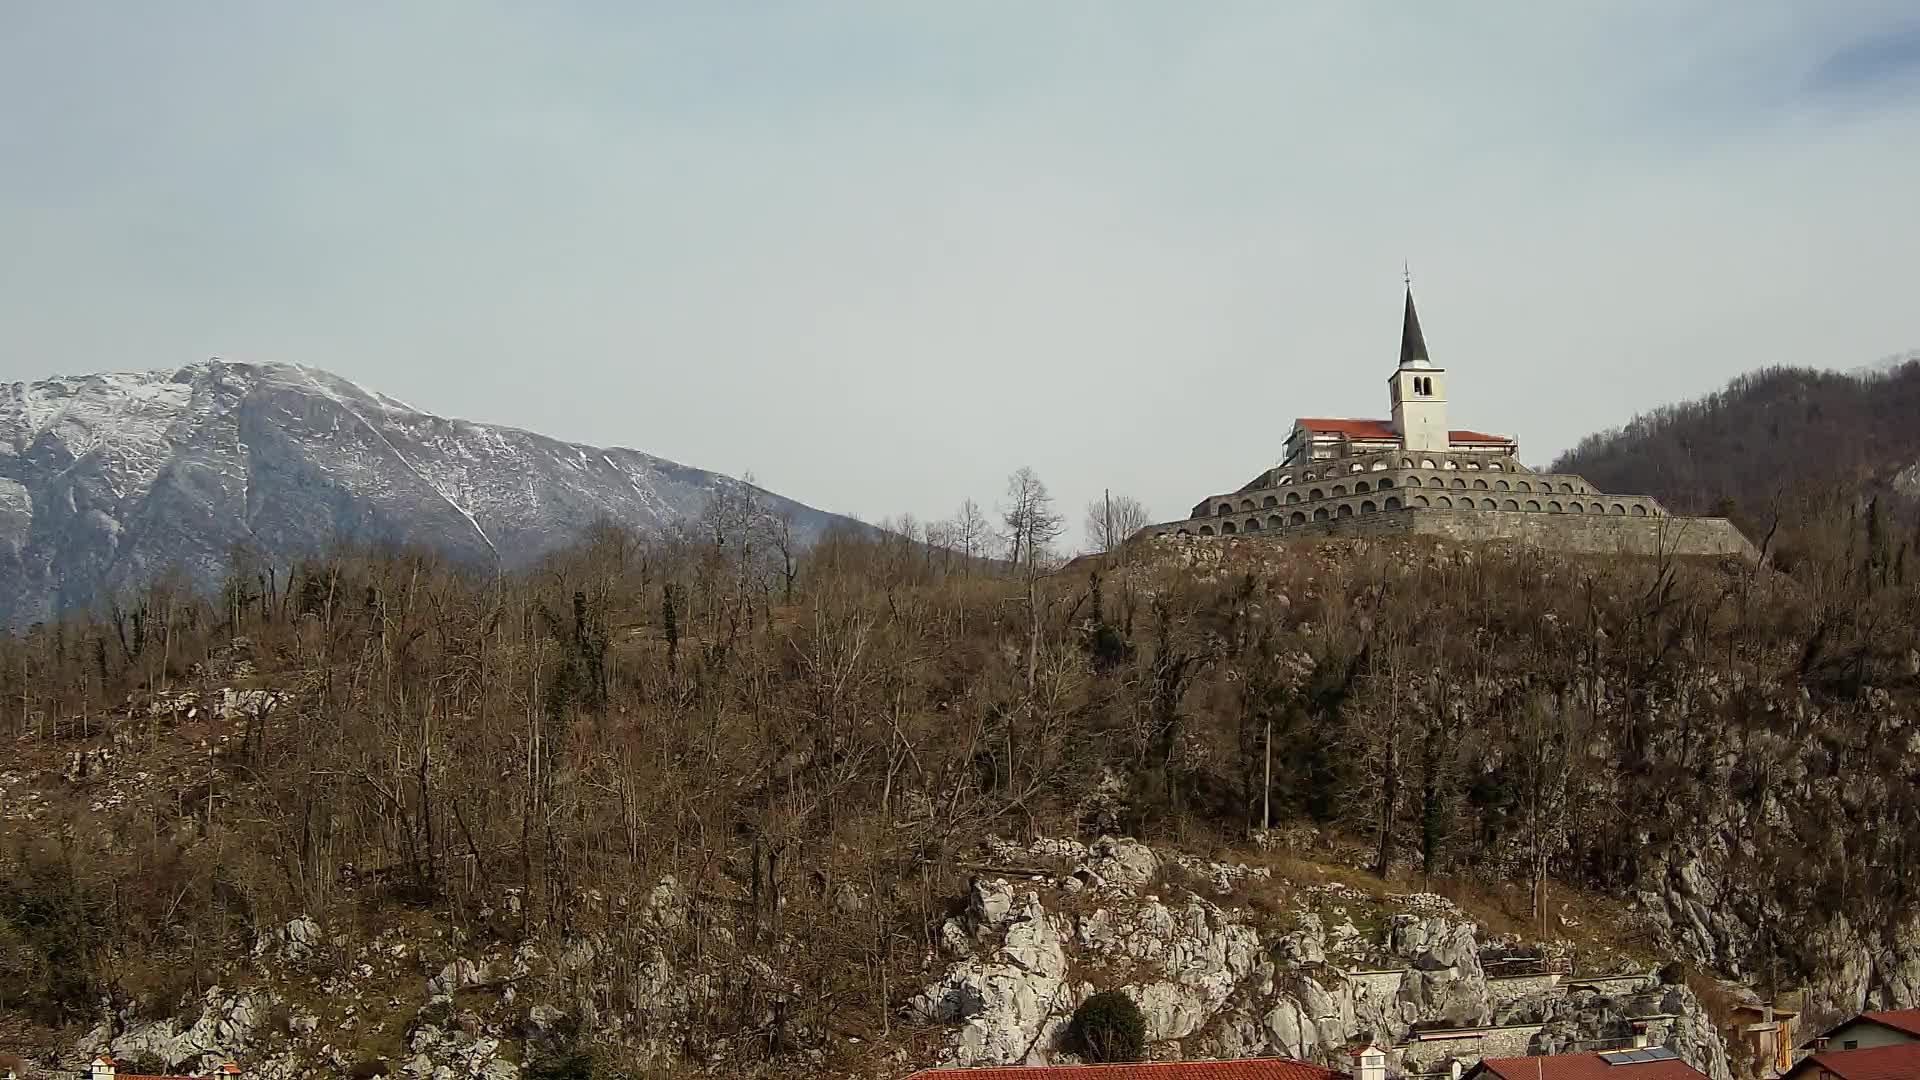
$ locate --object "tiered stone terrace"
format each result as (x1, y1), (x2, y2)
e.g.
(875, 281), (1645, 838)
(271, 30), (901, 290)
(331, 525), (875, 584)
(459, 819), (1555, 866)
(1149, 451), (1667, 538)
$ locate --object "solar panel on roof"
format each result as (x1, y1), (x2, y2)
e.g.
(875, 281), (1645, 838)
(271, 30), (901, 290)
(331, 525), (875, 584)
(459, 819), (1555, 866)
(1598, 1046), (1679, 1066)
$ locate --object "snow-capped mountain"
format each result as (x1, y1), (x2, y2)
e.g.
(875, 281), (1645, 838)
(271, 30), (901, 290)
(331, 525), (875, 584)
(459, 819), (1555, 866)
(0, 361), (856, 621)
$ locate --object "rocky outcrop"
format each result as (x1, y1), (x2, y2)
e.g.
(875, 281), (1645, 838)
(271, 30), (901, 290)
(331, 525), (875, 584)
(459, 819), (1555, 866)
(906, 838), (1730, 1078)
(66, 838), (1738, 1080)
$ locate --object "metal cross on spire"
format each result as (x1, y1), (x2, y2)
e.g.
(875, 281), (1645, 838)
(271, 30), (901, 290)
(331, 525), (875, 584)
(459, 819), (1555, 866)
(1403, 261), (1411, 287)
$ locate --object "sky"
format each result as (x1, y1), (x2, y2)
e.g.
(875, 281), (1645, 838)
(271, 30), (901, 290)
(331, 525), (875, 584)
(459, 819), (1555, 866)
(3, 3), (1919, 546)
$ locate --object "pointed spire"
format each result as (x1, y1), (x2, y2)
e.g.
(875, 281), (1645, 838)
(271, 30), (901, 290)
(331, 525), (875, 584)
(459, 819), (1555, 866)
(1398, 285), (1430, 368)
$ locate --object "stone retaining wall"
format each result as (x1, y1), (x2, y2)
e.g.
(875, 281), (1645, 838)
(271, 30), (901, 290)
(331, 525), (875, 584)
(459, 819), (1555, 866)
(1150, 507), (1756, 560)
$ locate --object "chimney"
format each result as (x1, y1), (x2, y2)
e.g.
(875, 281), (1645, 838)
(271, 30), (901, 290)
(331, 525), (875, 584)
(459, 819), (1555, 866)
(1351, 1044), (1388, 1080)
(90, 1056), (117, 1080)
(1632, 1031), (1650, 1049)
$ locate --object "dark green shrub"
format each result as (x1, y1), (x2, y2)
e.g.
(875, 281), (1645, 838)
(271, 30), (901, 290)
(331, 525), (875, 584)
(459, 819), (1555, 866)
(522, 1052), (595, 1080)
(1068, 989), (1146, 1063)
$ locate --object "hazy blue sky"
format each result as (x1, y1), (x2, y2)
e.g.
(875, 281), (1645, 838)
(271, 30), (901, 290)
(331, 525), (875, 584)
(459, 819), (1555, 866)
(3, 3), (1918, 539)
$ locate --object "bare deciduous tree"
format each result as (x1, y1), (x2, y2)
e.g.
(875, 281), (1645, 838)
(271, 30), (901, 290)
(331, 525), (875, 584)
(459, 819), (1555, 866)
(1084, 492), (1152, 553)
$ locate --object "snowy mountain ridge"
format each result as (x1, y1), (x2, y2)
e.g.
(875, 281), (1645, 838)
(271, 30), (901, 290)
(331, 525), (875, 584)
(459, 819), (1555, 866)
(0, 360), (854, 621)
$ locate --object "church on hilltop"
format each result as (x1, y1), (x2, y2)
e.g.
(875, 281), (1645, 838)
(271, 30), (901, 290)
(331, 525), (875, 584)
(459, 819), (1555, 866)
(1139, 287), (1754, 558)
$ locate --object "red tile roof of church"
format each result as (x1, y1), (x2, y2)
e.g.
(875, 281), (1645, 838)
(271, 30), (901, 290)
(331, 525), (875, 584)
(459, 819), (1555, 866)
(1293, 418), (1511, 444)
(902, 1060), (1337, 1080)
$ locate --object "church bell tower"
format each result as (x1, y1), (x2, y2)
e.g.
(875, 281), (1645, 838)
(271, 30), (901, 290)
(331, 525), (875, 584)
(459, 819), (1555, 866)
(1388, 285), (1448, 452)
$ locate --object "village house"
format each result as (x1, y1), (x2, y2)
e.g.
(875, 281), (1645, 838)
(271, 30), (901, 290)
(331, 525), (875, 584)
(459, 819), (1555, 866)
(1723, 999), (1799, 1077)
(1803, 1008), (1920, 1053)
(1780, 1041), (1920, 1080)
(1464, 1048), (1710, 1080)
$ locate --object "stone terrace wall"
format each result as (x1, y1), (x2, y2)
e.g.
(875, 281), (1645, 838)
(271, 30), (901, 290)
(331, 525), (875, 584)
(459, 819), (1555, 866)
(1406, 508), (1755, 559)
(1156, 508), (1755, 559)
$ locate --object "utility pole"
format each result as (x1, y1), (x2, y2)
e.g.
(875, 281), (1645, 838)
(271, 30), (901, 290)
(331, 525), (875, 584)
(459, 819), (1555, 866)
(1262, 715), (1272, 834)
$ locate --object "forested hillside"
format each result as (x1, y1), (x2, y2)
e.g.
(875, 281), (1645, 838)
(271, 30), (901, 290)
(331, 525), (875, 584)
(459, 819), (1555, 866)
(2, 466), (1918, 1078)
(1551, 359), (1920, 535)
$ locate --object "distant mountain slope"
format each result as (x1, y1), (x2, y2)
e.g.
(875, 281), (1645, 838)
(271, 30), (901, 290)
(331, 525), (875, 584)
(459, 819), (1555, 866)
(1550, 359), (1920, 521)
(0, 361), (855, 621)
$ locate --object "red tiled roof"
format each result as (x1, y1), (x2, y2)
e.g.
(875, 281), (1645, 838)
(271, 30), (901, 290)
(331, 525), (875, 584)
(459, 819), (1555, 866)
(1789, 1042), (1920, 1080)
(1860, 1008), (1920, 1037)
(903, 1060), (1336, 1080)
(1294, 418), (1400, 439)
(1473, 1052), (1707, 1080)
(1291, 418), (1512, 445)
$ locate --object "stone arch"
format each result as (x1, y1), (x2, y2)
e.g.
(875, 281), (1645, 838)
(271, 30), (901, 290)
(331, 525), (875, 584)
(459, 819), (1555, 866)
(1245, 517), (1262, 531)
(1473, 478), (1489, 490)
(1482, 498), (1498, 510)
(1407, 476), (1422, 487)
(1590, 502), (1605, 514)
(1217, 503), (1232, 517)
(1349, 463), (1364, 473)
(1631, 504), (1648, 516)
(1488, 462), (1504, 471)
(1420, 458), (1437, 469)
(1332, 484), (1348, 496)
(1443, 460), (1458, 470)
(1371, 460), (1388, 471)
(1240, 499), (1255, 511)
(1336, 503), (1354, 518)
(1436, 496), (1453, 508)
(1501, 499), (1519, 510)
(1402, 457), (1415, 468)
(1526, 500), (1542, 512)
(1413, 495), (1430, 507)
(1570, 502), (1585, 514)
(1559, 482), (1575, 493)
(1199, 525), (1215, 536)
(1378, 476), (1394, 488)
(1268, 515), (1284, 529)
(1276, 474), (1293, 486)
(1385, 495), (1402, 510)
(1289, 511), (1307, 525)
(1176, 528), (1191, 536)
(1310, 488), (1324, 500)
(1361, 500), (1377, 514)
(1263, 495), (1279, 508)
(1466, 461), (1482, 470)
(1355, 480), (1371, 493)
(1286, 491), (1301, 504)
(1451, 478), (1468, 489)
(1548, 501), (1562, 513)
(1222, 521), (1239, 534)
(1313, 507), (1330, 521)
(1609, 503), (1626, 515)
(1496, 480), (1510, 491)
(1517, 481), (1532, 492)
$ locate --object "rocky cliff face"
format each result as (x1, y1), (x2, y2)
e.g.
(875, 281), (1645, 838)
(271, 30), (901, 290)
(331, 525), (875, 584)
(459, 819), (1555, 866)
(904, 837), (1730, 1078)
(0, 361), (852, 620)
(68, 836), (1733, 1080)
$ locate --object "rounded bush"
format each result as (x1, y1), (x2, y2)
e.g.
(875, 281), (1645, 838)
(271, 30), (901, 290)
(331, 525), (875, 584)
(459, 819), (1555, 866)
(1069, 989), (1147, 1063)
